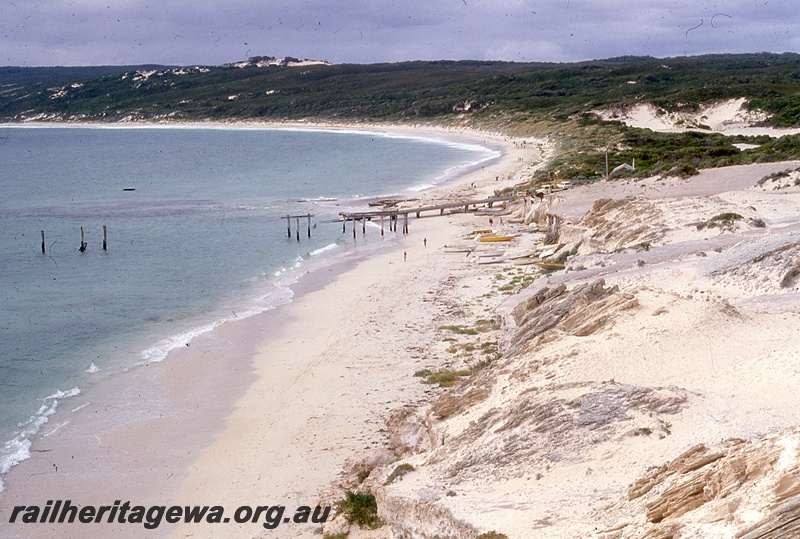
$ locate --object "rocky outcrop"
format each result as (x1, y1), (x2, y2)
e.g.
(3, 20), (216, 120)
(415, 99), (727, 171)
(601, 430), (800, 538)
(505, 279), (638, 356)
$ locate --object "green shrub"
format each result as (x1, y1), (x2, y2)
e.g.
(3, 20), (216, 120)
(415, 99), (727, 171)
(335, 491), (382, 529)
(419, 369), (471, 387)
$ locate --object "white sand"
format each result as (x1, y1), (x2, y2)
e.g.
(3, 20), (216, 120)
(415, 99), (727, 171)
(0, 124), (547, 539)
(596, 98), (800, 137)
(5, 120), (799, 539)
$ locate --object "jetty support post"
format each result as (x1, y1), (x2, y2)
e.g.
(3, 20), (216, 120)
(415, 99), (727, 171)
(41, 230), (45, 254)
(380, 215), (384, 237)
(79, 227), (87, 252)
(287, 215), (292, 238)
(307, 214), (311, 238)
(353, 216), (357, 238)
(362, 215), (366, 235)
(295, 217), (300, 242)
(103, 225), (107, 251)
(403, 213), (409, 235)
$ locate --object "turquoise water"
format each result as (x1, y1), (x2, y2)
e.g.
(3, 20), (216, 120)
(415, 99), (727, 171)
(0, 125), (498, 487)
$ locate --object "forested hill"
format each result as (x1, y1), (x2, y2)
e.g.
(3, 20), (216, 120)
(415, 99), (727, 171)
(4, 53), (800, 183)
(2, 53), (800, 129)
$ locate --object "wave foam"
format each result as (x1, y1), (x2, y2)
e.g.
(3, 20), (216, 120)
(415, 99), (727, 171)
(0, 387), (81, 492)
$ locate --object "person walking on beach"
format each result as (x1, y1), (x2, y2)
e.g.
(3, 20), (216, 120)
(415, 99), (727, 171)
(423, 238), (427, 247)
(404, 250), (407, 261)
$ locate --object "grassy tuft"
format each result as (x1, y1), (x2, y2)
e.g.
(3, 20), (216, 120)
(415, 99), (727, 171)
(335, 491), (382, 529)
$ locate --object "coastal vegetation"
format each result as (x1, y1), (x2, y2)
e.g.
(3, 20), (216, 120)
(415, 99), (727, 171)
(3, 53), (800, 184)
(333, 491), (382, 529)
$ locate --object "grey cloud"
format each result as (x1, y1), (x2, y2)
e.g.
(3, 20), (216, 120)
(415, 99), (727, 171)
(0, 0), (797, 66)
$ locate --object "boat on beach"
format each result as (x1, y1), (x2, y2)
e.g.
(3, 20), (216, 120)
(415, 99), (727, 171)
(475, 250), (505, 257)
(443, 245), (475, 253)
(477, 234), (515, 242)
(477, 256), (507, 264)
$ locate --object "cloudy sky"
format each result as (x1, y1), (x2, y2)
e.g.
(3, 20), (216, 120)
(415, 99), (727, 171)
(1, 0), (797, 67)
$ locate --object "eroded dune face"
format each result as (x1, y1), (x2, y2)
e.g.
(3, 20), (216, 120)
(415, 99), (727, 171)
(323, 162), (800, 539)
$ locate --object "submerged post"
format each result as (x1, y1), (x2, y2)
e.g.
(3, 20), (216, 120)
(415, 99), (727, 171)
(102, 225), (107, 251)
(41, 230), (45, 254)
(79, 227), (87, 252)
(287, 215), (292, 238)
(295, 217), (300, 241)
(307, 214), (311, 238)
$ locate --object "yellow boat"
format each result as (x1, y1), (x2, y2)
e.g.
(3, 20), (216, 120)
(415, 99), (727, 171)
(477, 234), (515, 242)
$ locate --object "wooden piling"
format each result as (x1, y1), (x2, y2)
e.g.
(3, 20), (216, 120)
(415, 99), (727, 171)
(287, 215), (292, 238)
(380, 215), (384, 236)
(362, 215), (366, 235)
(295, 217), (300, 241)
(102, 225), (107, 251)
(307, 214), (311, 238)
(41, 231), (45, 254)
(403, 213), (409, 234)
(79, 227), (87, 252)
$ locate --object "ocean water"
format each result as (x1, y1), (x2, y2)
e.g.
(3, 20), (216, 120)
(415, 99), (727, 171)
(0, 125), (499, 488)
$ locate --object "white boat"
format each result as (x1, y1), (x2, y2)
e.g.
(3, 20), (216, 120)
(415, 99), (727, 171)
(443, 244), (475, 253)
(475, 250), (506, 257)
(477, 256), (507, 264)
(508, 250), (539, 260)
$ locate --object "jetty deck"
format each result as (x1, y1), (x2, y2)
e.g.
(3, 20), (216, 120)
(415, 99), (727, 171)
(339, 195), (517, 235)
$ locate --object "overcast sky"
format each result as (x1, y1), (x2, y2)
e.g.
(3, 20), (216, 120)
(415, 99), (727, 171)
(1, 1), (797, 67)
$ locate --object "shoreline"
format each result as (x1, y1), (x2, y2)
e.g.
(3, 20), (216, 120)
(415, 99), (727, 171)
(0, 122), (545, 538)
(3, 119), (800, 537)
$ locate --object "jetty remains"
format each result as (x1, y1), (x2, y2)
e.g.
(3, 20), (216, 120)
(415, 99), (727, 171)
(339, 196), (516, 237)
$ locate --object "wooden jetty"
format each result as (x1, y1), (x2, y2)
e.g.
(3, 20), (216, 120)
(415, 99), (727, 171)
(339, 196), (517, 237)
(286, 213), (314, 241)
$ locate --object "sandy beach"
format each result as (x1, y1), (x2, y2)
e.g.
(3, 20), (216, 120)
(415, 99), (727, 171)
(0, 124), (544, 538)
(3, 116), (800, 539)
